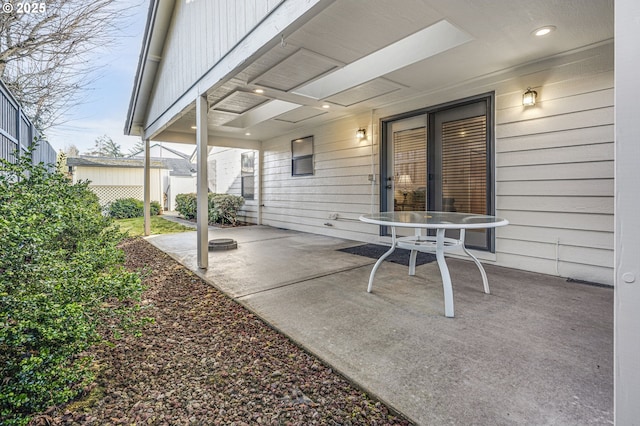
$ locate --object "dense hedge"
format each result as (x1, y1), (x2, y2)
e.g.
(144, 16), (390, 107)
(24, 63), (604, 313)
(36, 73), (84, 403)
(107, 198), (161, 219)
(0, 151), (144, 425)
(175, 193), (244, 225)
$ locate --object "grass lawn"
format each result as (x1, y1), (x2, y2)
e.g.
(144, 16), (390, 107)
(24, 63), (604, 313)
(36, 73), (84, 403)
(115, 215), (194, 236)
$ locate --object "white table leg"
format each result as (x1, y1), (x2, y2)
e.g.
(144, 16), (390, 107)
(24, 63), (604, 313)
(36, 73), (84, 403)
(436, 228), (454, 317)
(459, 229), (490, 294)
(408, 228), (421, 276)
(367, 226), (397, 293)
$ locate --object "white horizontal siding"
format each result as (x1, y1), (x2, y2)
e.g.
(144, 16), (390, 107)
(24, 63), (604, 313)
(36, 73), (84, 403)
(493, 46), (614, 284)
(73, 166), (165, 207)
(499, 210), (612, 233)
(497, 179), (613, 197)
(259, 43), (614, 285)
(497, 196), (613, 215)
(261, 112), (379, 240)
(498, 161), (613, 181)
(496, 225), (612, 250)
(497, 125), (613, 153)
(495, 253), (613, 286)
(75, 166), (144, 185)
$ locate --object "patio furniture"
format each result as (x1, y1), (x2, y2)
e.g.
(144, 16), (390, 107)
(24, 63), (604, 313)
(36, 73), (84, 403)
(359, 211), (509, 317)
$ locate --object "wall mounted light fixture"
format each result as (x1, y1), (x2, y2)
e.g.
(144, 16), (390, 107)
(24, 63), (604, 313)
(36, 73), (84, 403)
(356, 128), (366, 139)
(522, 87), (537, 106)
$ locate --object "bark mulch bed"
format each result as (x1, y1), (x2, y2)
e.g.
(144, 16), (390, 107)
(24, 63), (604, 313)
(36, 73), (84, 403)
(46, 237), (412, 425)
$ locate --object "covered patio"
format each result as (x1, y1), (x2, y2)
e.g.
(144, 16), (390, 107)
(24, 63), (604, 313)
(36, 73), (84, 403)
(147, 224), (612, 425)
(125, 0), (639, 420)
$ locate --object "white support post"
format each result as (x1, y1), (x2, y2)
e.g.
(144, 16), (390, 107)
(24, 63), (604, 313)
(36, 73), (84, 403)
(615, 0), (640, 422)
(196, 95), (209, 269)
(257, 147), (263, 225)
(143, 138), (151, 236)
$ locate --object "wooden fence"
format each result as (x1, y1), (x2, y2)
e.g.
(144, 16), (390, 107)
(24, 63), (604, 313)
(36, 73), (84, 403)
(0, 78), (56, 166)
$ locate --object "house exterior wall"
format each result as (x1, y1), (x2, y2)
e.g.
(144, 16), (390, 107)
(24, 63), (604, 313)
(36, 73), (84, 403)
(146, 0), (283, 125)
(208, 147), (259, 224)
(167, 175), (198, 211)
(261, 111), (379, 238)
(71, 166), (165, 207)
(260, 43), (614, 285)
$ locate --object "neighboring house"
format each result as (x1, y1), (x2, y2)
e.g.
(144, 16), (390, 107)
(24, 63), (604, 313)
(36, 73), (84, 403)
(129, 142), (194, 160)
(194, 147), (259, 224)
(123, 1), (638, 417)
(67, 155), (196, 211)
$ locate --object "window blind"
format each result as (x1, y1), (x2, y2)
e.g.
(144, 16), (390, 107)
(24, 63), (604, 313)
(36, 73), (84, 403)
(393, 127), (427, 186)
(393, 127), (427, 210)
(441, 115), (486, 214)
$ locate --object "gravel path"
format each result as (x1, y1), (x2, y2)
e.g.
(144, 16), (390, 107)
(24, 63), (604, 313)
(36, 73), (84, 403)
(45, 237), (412, 425)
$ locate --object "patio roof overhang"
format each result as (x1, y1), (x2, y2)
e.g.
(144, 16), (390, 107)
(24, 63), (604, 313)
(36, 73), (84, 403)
(125, 0), (613, 147)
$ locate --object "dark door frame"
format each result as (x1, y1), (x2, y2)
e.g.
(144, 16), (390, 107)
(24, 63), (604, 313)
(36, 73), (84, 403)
(379, 92), (496, 251)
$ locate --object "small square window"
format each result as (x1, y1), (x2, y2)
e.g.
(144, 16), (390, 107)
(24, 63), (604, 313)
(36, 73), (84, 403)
(241, 151), (255, 200)
(292, 136), (313, 176)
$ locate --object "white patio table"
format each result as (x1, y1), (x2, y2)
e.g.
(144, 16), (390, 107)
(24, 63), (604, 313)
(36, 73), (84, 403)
(359, 211), (509, 317)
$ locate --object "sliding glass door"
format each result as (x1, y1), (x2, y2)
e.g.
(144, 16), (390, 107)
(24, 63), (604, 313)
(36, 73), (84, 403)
(382, 95), (494, 251)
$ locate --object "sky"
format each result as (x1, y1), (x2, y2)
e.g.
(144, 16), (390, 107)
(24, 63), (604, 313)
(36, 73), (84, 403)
(45, 1), (192, 157)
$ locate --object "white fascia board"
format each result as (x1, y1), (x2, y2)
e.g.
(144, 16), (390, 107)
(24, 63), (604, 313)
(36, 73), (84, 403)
(293, 20), (473, 100)
(125, 0), (175, 136)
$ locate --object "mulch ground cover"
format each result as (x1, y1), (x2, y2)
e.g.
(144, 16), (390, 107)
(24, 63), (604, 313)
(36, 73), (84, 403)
(43, 237), (412, 425)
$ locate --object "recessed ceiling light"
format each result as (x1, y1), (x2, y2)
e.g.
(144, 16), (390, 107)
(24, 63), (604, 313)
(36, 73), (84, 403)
(322, 104), (330, 109)
(254, 88), (264, 94)
(190, 125), (197, 129)
(245, 132), (251, 136)
(532, 26), (556, 37)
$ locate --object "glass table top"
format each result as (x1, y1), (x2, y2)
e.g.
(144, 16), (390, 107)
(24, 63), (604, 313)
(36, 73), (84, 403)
(359, 211), (509, 229)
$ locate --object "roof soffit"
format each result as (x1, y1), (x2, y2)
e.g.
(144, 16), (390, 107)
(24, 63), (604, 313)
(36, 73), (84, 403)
(142, 0), (614, 143)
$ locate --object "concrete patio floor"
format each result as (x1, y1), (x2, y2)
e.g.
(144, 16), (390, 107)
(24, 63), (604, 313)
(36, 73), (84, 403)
(146, 224), (613, 425)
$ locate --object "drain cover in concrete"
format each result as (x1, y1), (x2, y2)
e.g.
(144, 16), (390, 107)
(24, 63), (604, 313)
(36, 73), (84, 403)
(208, 238), (238, 251)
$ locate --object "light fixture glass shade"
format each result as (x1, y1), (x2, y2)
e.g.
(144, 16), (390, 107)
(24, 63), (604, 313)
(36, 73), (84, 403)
(356, 128), (366, 139)
(523, 88), (537, 106)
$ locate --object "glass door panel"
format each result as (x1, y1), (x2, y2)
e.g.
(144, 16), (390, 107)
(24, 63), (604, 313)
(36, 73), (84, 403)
(433, 101), (489, 249)
(393, 127), (427, 211)
(385, 115), (427, 237)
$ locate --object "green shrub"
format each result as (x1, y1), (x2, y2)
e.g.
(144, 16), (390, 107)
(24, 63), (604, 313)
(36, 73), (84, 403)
(175, 193), (197, 219)
(108, 197), (142, 218)
(175, 193), (244, 225)
(209, 193), (245, 225)
(107, 198), (161, 218)
(150, 200), (162, 216)
(0, 149), (144, 425)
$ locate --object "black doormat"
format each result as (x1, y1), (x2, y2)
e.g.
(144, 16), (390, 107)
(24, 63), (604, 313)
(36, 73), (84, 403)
(338, 244), (436, 266)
